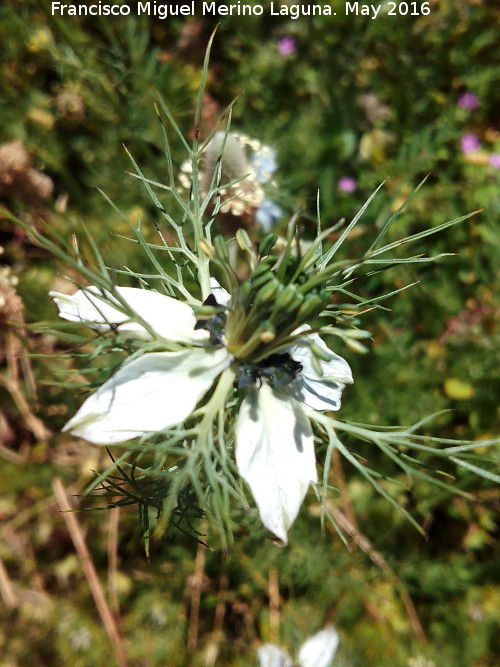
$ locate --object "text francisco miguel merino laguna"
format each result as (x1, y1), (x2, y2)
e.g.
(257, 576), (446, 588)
(51, 1), (347, 19)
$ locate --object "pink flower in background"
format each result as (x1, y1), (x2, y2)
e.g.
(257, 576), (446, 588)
(337, 176), (357, 193)
(458, 91), (479, 110)
(461, 134), (480, 154)
(488, 153), (500, 169)
(278, 36), (296, 56)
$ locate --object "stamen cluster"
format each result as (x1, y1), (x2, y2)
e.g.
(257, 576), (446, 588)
(218, 233), (331, 363)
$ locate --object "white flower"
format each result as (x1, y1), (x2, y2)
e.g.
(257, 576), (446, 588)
(297, 627), (340, 667)
(51, 281), (352, 543)
(258, 626), (339, 667)
(258, 643), (293, 667)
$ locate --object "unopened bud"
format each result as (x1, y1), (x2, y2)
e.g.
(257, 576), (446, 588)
(346, 338), (369, 354)
(236, 280), (252, 307)
(273, 284), (299, 311)
(199, 240), (214, 259)
(195, 304), (223, 319)
(254, 278), (283, 304)
(213, 235), (229, 262)
(286, 291), (305, 315)
(258, 233), (278, 257)
(251, 270), (276, 290)
(296, 293), (324, 320)
(311, 353), (324, 377)
(310, 342), (335, 362)
(236, 228), (254, 254)
(250, 259), (275, 281)
(317, 289), (330, 308)
(260, 332), (276, 343)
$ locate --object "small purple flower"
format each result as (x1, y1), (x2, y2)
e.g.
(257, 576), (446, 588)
(458, 92), (479, 110)
(337, 176), (357, 193)
(461, 134), (480, 154)
(278, 37), (296, 56)
(489, 153), (500, 169)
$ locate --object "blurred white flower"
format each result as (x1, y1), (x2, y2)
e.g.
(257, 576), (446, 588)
(258, 626), (339, 667)
(258, 643), (293, 667)
(298, 627), (340, 667)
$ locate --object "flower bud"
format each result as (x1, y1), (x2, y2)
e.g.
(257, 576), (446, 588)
(251, 270), (276, 290)
(237, 280), (253, 306)
(285, 291), (305, 315)
(273, 284), (300, 311)
(317, 289), (330, 309)
(254, 278), (283, 305)
(213, 234), (229, 262)
(235, 228), (254, 254)
(195, 304), (223, 319)
(199, 240), (214, 259)
(258, 233), (278, 257)
(296, 293), (324, 321)
(249, 259), (275, 281)
(310, 353), (324, 377)
(309, 342), (335, 362)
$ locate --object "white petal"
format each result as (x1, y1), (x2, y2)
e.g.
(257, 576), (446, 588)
(235, 383), (317, 543)
(63, 347), (231, 444)
(113, 287), (208, 343)
(50, 286), (208, 344)
(209, 277), (231, 307)
(50, 287), (144, 335)
(288, 330), (353, 412)
(298, 627), (339, 667)
(258, 644), (293, 667)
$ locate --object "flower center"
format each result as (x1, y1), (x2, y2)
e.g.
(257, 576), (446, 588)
(237, 352), (302, 390)
(224, 255), (329, 362)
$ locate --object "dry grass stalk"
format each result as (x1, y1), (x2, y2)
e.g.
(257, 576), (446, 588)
(327, 501), (427, 645)
(52, 477), (129, 667)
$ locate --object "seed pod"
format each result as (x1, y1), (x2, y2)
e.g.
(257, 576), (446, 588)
(258, 233), (278, 257)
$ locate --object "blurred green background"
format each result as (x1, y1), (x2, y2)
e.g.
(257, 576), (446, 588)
(0, 1), (498, 665)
